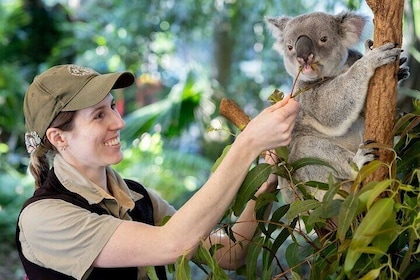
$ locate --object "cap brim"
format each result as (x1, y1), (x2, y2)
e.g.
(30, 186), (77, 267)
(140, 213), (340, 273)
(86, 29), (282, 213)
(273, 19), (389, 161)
(62, 71), (135, 111)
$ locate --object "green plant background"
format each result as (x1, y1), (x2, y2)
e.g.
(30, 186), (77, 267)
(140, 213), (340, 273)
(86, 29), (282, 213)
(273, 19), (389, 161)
(1, 0), (419, 279)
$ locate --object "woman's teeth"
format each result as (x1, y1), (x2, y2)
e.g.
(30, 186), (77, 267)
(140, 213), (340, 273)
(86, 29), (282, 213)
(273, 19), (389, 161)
(104, 137), (120, 146)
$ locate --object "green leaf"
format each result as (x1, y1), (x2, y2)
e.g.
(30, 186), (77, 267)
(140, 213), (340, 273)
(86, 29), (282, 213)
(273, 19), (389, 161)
(338, 192), (359, 242)
(371, 210), (398, 256)
(286, 199), (321, 220)
(193, 244), (229, 279)
(145, 266), (159, 280)
(307, 199), (341, 227)
(273, 164), (292, 179)
(291, 157), (336, 173)
(352, 160), (382, 187)
(246, 236), (264, 280)
(211, 145), (231, 173)
(304, 180), (330, 191)
(344, 198), (394, 273)
(285, 243), (301, 273)
(175, 255), (192, 280)
(291, 270), (302, 280)
(255, 192), (279, 222)
(366, 179), (393, 209)
(261, 239), (274, 280)
(359, 268), (382, 280)
(275, 146), (289, 161)
(233, 163), (272, 216)
(268, 218), (297, 266)
(353, 246), (385, 255)
(322, 177), (342, 203)
(267, 204), (290, 236)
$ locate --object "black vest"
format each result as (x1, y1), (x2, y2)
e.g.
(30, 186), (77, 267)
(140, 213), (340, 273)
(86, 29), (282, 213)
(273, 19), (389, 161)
(15, 169), (167, 280)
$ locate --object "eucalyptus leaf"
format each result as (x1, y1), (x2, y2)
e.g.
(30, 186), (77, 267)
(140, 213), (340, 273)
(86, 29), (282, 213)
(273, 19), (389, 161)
(291, 157), (336, 173)
(175, 255), (192, 280)
(351, 160), (382, 188)
(211, 145), (231, 173)
(366, 179), (394, 209)
(275, 146), (289, 161)
(286, 199), (321, 220)
(359, 268), (382, 280)
(344, 198), (394, 273)
(268, 218), (297, 266)
(246, 236), (264, 280)
(285, 242), (301, 273)
(233, 163), (272, 216)
(338, 192), (359, 242)
(267, 204), (290, 236)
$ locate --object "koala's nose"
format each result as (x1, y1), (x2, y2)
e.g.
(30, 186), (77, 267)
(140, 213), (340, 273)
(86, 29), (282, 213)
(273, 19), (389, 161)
(295, 35), (314, 65)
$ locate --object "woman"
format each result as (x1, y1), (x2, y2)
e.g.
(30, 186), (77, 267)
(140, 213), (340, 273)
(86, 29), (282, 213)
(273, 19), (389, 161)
(16, 64), (299, 280)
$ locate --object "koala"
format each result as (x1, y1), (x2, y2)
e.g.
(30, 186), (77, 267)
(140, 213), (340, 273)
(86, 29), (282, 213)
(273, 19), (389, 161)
(265, 11), (405, 202)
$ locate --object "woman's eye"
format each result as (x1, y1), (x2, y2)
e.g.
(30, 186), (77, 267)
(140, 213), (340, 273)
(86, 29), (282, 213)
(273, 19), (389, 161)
(95, 112), (104, 119)
(111, 102), (117, 110)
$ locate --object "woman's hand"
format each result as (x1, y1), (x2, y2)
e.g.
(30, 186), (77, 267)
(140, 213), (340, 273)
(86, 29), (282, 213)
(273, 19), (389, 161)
(237, 96), (299, 153)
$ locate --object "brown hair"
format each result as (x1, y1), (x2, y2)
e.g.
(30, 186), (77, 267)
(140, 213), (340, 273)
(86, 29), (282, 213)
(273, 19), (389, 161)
(29, 111), (76, 189)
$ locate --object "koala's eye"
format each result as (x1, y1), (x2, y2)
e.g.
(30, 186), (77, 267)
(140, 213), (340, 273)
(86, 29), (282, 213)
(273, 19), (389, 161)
(287, 45), (293, 51)
(320, 36), (328, 43)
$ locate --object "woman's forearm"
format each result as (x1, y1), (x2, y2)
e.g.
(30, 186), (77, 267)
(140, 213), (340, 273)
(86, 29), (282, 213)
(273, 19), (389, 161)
(207, 174), (277, 269)
(163, 134), (262, 256)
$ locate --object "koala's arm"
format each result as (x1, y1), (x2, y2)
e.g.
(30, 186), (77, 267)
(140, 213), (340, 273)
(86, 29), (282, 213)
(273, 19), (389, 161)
(298, 42), (401, 137)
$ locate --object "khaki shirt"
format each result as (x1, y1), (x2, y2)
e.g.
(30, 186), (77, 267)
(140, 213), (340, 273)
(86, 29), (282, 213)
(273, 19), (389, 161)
(18, 154), (176, 280)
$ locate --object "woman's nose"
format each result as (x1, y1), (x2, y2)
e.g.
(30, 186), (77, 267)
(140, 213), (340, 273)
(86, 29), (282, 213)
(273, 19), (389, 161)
(111, 110), (126, 130)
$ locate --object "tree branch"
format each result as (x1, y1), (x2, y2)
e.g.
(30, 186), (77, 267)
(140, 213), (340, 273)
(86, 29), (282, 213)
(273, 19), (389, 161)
(364, 0), (405, 182)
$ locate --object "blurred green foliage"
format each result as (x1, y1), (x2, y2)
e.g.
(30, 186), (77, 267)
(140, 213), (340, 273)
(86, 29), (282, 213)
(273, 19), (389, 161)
(1, 0), (419, 279)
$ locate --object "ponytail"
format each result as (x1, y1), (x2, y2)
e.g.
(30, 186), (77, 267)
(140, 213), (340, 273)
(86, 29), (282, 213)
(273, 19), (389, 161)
(27, 111), (76, 189)
(29, 140), (56, 189)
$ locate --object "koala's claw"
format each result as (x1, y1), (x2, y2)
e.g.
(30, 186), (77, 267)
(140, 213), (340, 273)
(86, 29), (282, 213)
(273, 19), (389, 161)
(364, 140), (379, 156)
(364, 139), (375, 145)
(398, 66), (410, 81)
(365, 39), (374, 51)
(397, 56), (410, 81)
(353, 141), (378, 170)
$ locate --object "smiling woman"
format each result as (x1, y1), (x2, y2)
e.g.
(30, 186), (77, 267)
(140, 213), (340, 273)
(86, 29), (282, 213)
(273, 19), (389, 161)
(16, 64), (299, 280)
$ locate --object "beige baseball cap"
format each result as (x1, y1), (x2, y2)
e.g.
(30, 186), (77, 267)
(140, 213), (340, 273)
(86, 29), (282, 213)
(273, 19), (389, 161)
(24, 64), (135, 152)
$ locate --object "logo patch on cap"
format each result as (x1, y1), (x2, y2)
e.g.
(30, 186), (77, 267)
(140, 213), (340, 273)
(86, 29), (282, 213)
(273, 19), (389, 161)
(67, 65), (98, 76)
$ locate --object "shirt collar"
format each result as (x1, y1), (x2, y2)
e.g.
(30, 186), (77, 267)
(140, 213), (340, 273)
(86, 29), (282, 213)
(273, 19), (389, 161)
(53, 154), (137, 211)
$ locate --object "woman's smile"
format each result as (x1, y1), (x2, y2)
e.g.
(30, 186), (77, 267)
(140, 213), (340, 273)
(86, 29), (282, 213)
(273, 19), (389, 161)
(104, 136), (121, 147)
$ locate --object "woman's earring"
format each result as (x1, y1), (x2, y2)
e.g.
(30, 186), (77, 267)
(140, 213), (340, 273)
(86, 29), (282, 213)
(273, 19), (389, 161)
(60, 146), (66, 152)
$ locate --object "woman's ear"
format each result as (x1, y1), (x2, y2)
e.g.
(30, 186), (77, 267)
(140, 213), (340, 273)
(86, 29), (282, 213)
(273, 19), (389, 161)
(46, 128), (66, 149)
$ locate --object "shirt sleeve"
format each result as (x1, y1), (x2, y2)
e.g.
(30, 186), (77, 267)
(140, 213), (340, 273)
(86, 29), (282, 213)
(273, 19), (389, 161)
(146, 188), (177, 225)
(18, 199), (123, 280)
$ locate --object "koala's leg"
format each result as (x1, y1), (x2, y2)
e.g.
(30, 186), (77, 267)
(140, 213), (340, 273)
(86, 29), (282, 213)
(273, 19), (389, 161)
(288, 136), (359, 201)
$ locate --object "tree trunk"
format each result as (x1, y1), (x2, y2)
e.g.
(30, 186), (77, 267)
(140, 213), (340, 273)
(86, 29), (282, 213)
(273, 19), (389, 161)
(364, 0), (405, 182)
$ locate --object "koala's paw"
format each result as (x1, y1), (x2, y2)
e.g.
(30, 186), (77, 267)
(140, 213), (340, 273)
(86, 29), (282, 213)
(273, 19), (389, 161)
(398, 56), (410, 81)
(398, 65), (410, 81)
(363, 41), (401, 69)
(364, 39), (374, 51)
(352, 140), (379, 171)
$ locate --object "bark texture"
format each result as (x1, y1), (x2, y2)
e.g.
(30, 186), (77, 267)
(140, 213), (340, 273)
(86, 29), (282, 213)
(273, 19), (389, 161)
(364, 0), (405, 181)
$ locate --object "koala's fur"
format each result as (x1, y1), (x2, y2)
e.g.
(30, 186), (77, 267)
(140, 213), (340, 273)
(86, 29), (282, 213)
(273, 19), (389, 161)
(265, 11), (403, 202)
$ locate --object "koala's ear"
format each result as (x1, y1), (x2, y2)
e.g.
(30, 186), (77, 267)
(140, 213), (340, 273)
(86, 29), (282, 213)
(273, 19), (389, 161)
(265, 16), (291, 37)
(336, 11), (370, 48)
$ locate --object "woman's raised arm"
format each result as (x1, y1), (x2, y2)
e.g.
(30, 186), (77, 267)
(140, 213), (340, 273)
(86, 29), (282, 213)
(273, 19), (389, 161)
(93, 96), (299, 268)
